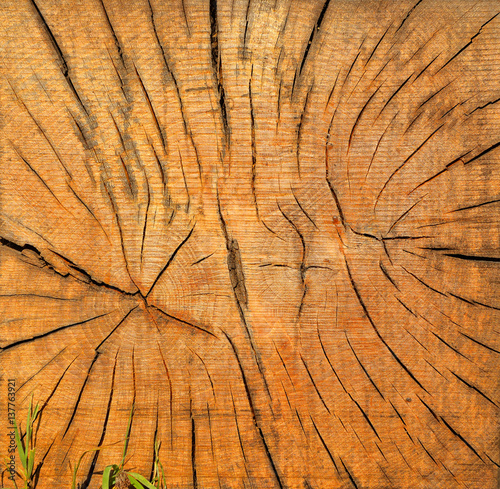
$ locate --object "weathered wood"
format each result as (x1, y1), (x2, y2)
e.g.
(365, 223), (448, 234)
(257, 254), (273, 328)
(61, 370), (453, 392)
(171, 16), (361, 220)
(1, 0), (500, 487)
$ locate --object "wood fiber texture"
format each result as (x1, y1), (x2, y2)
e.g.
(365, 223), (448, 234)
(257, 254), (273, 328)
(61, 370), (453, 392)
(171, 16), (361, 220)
(1, 0), (500, 488)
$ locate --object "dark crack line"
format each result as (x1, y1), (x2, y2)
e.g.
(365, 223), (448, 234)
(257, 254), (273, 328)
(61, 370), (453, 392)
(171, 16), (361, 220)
(230, 389), (250, 471)
(298, 0), (331, 76)
(440, 416), (486, 462)
(395, 0), (423, 33)
(146, 225), (195, 296)
(444, 253), (500, 263)
(190, 395), (198, 488)
(140, 180), (151, 270)
(459, 332), (500, 355)
(297, 86), (313, 176)
(309, 415), (340, 475)
(0, 214), (54, 248)
(468, 97), (500, 116)
(339, 457), (359, 489)
(177, 148), (191, 212)
(277, 203), (307, 318)
(404, 111), (422, 135)
(344, 257), (429, 393)
(416, 81), (453, 111)
(273, 342), (294, 386)
(410, 150), (472, 193)
(15, 347), (68, 390)
(376, 124), (445, 205)
(82, 350), (119, 487)
(151, 305), (217, 338)
(0, 311), (114, 352)
(149, 140), (167, 188)
(48, 248), (136, 296)
(134, 64), (168, 152)
(117, 154), (135, 196)
(317, 328), (348, 394)
(0, 293), (75, 301)
(395, 296), (417, 317)
(191, 252), (215, 266)
(157, 343), (173, 447)
(365, 24), (391, 66)
(324, 144), (347, 227)
(94, 307), (137, 353)
(341, 49), (360, 90)
(389, 400), (407, 427)
(221, 331), (283, 488)
(348, 86), (381, 153)
(326, 178), (346, 228)
(210, 0), (229, 145)
(456, 294), (500, 311)
(379, 261), (399, 290)
(37, 356), (78, 417)
(249, 77), (258, 217)
(417, 437), (439, 466)
(147, 0), (194, 160)
(181, 0), (191, 35)
(188, 347), (215, 392)
(216, 191), (270, 395)
(347, 392), (382, 441)
(365, 111), (398, 180)
(430, 330), (471, 362)
(102, 178), (139, 292)
(300, 355), (331, 414)
(345, 333), (385, 399)
(243, 0), (252, 49)
(99, 0), (125, 66)
(30, 0), (89, 115)
(438, 100), (464, 120)
(401, 266), (447, 297)
(451, 198), (500, 213)
(387, 199), (422, 234)
(9, 142), (72, 214)
(62, 351), (101, 439)
(448, 370), (498, 408)
(67, 180), (112, 243)
(437, 12), (500, 73)
(377, 74), (413, 120)
(149, 399), (160, 482)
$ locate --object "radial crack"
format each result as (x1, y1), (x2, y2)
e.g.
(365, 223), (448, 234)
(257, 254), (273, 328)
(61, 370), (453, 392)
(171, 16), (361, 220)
(146, 225), (195, 296)
(344, 257), (429, 393)
(29, 0), (89, 114)
(210, 0), (229, 145)
(221, 331), (283, 488)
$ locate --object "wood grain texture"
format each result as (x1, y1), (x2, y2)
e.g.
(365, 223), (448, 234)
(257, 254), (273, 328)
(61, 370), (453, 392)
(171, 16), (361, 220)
(1, 0), (500, 487)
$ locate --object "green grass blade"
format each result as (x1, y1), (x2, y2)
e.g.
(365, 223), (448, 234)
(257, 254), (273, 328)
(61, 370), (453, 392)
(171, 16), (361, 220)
(27, 448), (35, 478)
(128, 472), (157, 489)
(158, 460), (166, 489)
(102, 465), (115, 489)
(32, 403), (40, 420)
(120, 404), (135, 469)
(70, 443), (121, 489)
(127, 475), (145, 489)
(30, 403), (40, 445)
(13, 420), (27, 470)
(26, 397), (32, 438)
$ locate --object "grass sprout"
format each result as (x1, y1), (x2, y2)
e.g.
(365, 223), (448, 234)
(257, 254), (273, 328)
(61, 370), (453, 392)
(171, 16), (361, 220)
(150, 441), (166, 489)
(98, 406), (156, 489)
(12, 396), (40, 489)
(5, 399), (167, 489)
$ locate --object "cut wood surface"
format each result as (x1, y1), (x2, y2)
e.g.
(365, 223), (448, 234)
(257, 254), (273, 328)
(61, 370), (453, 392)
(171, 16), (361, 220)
(1, 0), (500, 487)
